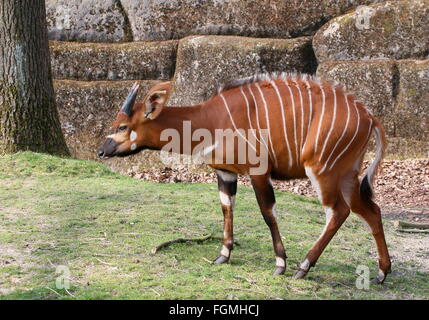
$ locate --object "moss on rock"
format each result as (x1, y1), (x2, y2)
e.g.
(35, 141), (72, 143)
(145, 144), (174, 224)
(396, 60), (429, 141)
(169, 35), (316, 106)
(314, 0), (429, 63)
(50, 40), (178, 81)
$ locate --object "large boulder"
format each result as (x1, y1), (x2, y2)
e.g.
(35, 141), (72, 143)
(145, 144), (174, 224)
(317, 59), (429, 142)
(46, 0), (132, 42)
(396, 60), (429, 141)
(316, 61), (397, 135)
(121, 0), (379, 41)
(50, 41), (178, 81)
(313, 0), (429, 63)
(169, 35), (316, 106)
(54, 80), (161, 160)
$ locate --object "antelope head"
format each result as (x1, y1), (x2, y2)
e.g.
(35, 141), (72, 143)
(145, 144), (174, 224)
(97, 81), (171, 158)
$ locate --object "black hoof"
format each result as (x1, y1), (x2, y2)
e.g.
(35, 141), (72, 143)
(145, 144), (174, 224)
(370, 277), (384, 285)
(213, 255), (229, 264)
(293, 268), (308, 279)
(371, 269), (388, 285)
(273, 267), (285, 276)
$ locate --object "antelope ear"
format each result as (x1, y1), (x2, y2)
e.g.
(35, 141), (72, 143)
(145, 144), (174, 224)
(144, 82), (171, 120)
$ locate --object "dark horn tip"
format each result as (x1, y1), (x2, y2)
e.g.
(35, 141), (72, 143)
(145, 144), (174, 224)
(120, 82), (141, 116)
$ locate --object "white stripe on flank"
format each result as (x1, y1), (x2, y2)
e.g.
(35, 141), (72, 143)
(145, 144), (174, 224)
(219, 93), (257, 152)
(365, 120), (379, 184)
(239, 86), (266, 150)
(293, 80), (305, 159)
(329, 101), (361, 170)
(247, 85), (271, 158)
(305, 80), (313, 135)
(364, 118), (373, 144)
(320, 92), (351, 174)
(283, 81), (299, 165)
(301, 79), (313, 153)
(318, 87), (337, 173)
(315, 85), (326, 153)
(271, 80), (293, 168)
(255, 83), (278, 167)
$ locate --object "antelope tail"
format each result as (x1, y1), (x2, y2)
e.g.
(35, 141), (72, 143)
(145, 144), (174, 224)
(360, 117), (387, 203)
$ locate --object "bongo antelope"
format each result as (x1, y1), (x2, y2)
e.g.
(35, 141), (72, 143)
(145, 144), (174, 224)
(98, 73), (391, 283)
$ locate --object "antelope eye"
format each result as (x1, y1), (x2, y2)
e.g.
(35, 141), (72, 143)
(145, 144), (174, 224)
(118, 125), (128, 132)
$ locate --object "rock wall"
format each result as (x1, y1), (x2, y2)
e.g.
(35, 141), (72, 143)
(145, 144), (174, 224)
(315, 0), (429, 145)
(46, 0), (382, 42)
(169, 36), (316, 106)
(50, 40), (178, 81)
(49, 0), (429, 166)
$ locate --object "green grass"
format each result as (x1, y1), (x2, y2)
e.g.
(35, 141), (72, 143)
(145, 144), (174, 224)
(0, 152), (427, 300)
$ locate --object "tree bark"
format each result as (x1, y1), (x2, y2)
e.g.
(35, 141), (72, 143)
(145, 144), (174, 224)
(0, 0), (69, 156)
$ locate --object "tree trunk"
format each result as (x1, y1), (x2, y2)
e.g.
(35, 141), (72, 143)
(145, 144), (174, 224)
(0, 0), (69, 156)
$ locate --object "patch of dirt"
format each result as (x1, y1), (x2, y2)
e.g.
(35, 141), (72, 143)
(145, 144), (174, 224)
(129, 159), (429, 222)
(389, 232), (429, 273)
(0, 243), (36, 295)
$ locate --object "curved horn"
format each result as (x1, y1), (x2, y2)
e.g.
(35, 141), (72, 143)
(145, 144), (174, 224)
(120, 82), (140, 116)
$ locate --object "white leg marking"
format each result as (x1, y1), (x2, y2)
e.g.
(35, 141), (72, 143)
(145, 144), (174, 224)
(276, 257), (286, 268)
(320, 92), (351, 174)
(300, 258), (310, 271)
(255, 83), (278, 167)
(271, 80), (293, 168)
(219, 191), (233, 206)
(314, 85), (326, 153)
(378, 269), (385, 280)
(130, 143), (137, 151)
(219, 93), (257, 152)
(319, 87), (337, 171)
(284, 81), (299, 165)
(329, 101), (361, 170)
(221, 245), (230, 257)
(130, 130), (137, 142)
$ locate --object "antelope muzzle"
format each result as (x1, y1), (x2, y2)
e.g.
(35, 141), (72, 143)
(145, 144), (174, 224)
(98, 138), (119, 159)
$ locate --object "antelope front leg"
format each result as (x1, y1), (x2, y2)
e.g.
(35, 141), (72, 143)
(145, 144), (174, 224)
(213, 170), (237, 264)
(251, 175), (287, 275)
